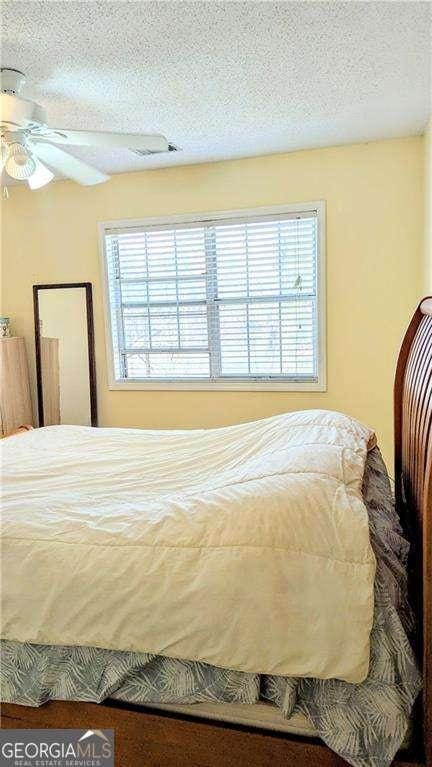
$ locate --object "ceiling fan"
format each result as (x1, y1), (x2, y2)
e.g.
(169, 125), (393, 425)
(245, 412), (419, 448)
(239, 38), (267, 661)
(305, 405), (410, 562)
(0, 68), (176, 189)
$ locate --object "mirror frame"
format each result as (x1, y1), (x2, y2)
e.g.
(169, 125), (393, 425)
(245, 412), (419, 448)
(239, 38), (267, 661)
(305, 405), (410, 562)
(33, 282), (98, 427)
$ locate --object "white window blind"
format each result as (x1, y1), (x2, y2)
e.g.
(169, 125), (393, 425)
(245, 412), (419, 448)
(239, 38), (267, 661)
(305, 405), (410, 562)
(102, 206), (324, 389)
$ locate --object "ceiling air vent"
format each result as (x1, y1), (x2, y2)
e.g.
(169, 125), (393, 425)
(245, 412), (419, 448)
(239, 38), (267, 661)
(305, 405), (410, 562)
(131, 143), (180, 157)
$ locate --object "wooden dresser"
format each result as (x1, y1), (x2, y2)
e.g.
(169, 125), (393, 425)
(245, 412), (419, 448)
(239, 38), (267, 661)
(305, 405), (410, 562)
(0, 337), (34, 436)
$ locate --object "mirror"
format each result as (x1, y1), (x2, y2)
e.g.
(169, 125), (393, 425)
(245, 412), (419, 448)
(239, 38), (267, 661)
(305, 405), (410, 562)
(34, 283), (97, 427)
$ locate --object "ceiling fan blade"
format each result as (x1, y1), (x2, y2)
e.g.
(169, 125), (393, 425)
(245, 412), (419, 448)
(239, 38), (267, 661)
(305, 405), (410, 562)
(31, 142), (109, 185)
(40, 129), (169, 153)
(28, 158), (54, 190)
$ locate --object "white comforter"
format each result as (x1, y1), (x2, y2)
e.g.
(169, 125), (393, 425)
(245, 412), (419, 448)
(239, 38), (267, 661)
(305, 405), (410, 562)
(1, 410), (376, 683)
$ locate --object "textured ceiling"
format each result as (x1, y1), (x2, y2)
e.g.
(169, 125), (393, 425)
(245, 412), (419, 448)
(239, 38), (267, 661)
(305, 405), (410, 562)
(1, 0), (431, 176)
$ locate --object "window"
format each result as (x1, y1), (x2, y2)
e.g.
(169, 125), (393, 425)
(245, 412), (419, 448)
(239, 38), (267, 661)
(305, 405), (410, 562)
(100, 203), (325, 391)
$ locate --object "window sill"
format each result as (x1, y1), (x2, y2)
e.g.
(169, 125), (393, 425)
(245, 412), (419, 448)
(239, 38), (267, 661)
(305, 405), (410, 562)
(107, 379), (327, 392)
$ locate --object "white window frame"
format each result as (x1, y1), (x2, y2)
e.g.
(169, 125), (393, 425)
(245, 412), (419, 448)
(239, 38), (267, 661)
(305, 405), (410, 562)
(98, 201), (326, 392)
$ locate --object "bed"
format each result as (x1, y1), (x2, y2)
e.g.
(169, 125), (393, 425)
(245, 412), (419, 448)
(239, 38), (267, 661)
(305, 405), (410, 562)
(1, 298), (431, 767)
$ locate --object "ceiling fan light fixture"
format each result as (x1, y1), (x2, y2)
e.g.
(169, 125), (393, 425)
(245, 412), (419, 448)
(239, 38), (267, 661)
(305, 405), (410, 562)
(28, 159), (54, 189)
(5, 140), (36, 180)
(1, 136), (8, 169)
(1, 68), (175, 188)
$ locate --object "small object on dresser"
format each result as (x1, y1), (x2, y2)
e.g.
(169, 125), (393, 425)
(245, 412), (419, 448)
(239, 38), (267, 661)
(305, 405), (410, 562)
(0, 316), (11, 337)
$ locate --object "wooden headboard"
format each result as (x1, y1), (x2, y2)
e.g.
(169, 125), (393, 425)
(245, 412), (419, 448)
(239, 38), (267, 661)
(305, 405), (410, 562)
(394, 297), (432, 766)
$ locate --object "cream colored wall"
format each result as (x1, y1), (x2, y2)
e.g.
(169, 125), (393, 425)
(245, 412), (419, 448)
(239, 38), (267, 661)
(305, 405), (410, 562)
(424, 118), (432, 293)
(1, 137), (424, 470)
